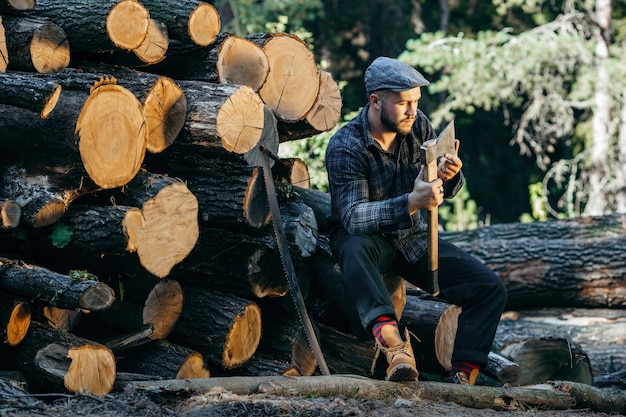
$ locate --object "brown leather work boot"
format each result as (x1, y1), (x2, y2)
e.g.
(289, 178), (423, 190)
(373, 326), (418, 382)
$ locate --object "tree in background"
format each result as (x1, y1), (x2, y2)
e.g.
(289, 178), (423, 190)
(401, 0), (626, 218)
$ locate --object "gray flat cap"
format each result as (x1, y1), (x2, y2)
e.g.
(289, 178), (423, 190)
(365, 57), (430, 93)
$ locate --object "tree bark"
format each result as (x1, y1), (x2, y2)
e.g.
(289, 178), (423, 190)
(115, 339), (211, 379)
(1, 321), (116, 395)
(126, 375), (580, 412)
(174, 80), (266, 154)
(170, 286), (262, 370)
(0, 71), (61, 118)
(443, 213), (626, 308)
(1, 160), (99, 227)
(0, 257), (115, 312)
(138, 0), (220, 47)
(2, 15), (69, 73)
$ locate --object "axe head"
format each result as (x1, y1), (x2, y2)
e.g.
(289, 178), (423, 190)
(420, 120), (456, 165)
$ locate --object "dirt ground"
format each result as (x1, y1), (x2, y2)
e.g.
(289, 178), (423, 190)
(2, 386), (625, 417)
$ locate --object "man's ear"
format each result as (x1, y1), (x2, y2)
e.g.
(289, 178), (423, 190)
(370, 93), (381, 109)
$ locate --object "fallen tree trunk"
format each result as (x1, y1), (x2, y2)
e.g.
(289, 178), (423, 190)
(0, 257), (115, 312)
(125, 374), (583, 412)
(442, 213), (626, 308)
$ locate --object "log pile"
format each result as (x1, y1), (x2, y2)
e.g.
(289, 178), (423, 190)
(1, 1), (624, 414)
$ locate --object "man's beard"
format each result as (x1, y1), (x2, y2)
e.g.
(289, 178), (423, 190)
(381, 106), (414, 135)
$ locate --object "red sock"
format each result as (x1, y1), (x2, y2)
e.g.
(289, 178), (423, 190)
(371, 315), (397, 347)
(450, 361), (479, 376)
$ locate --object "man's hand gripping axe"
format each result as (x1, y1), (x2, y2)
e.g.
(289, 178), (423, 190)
(419, 121), (456, 296)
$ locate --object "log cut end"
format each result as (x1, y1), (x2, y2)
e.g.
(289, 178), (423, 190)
(106, 0), (150, 50)
(132, 19), (168, 65)
(259, 34), (320, 122)
(217, 35), (269, 92)
(243, 105), (279, 168)
(30, 21), (70, 73)
(243, 168), (271, 228)
(0, 16), (7, 72)
(188, 3), (221, 47)
(65, 344), (116, 396)
(76, 82), (147, 189)
(216, 85), (265, 154)
(42, 307), (82, 332)
(41, 82), (62, 119)
(78, 283), (116, 312)
(500, 338), (594, 386)
(144, 77), (187, 153)
(6, 301), (31, 346)
(7, 0), (35, 11)
(223, 302), (262, 369)
(305, 70), (342, 132)
(124, 182), (199, 278)
(1, 199), (21, 228)
(434, 305), (461, 370)
(31, 198), (66, 227)
(143, 279), (183, 339)
(176, 352), (211, 379)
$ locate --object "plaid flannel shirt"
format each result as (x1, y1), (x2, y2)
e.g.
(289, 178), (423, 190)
(325, 103), (464, 263)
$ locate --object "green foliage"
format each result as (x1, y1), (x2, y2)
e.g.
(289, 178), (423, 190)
(527, 181), (548, 221)
(223, 0), (323, 37)
(49, 222), (72, 248)
(68, 270), (98, 282)
(439, 184), (481, 231)
(278, 111), (359, 192)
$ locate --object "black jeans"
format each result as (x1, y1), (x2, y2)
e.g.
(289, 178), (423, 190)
(330, 227), (507, 367)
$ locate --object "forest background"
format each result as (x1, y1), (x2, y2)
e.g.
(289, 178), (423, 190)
(212, 0), (626, 230)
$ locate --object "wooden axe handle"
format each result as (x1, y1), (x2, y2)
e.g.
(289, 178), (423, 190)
(424, 157), (440, 296)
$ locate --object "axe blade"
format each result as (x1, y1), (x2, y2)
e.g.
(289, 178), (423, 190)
(423, 120), (456, 165)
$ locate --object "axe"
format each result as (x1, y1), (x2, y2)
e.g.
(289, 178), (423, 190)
(419, 120), (456, 296)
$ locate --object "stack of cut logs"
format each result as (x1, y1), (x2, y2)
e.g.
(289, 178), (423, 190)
(1, 0), (625, 401)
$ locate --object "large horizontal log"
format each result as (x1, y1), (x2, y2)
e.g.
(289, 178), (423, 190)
(0, 257), (114, 311)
